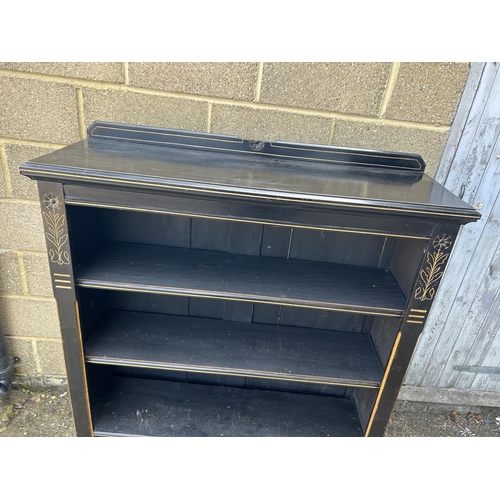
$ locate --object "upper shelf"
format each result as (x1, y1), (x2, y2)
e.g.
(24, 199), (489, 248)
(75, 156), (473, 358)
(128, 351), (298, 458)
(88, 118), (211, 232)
(76, 241), (406, 317)
(19, 121), (480, 223)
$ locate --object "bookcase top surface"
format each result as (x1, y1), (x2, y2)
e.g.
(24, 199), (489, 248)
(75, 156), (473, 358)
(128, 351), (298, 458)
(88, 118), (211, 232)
(20, 121), (480, 223)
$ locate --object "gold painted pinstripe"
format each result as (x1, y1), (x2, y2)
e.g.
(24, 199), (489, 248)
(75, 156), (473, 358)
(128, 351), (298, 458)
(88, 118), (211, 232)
(85, 358), (380, 389)
(74, 300), (94, 437)
(364, 331), (402, 437)
(76, 282), (404, 318)
(90, 124), (424, 170)
(64, 200), (431, 241)
(90, 124), (244, 144)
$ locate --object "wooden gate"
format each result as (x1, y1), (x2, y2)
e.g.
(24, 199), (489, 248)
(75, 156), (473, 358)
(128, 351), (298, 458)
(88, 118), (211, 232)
(401, 62), (500, 406)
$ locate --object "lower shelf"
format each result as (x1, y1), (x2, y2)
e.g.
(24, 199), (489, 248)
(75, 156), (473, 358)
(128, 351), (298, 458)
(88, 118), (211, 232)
(92, 377), (363, 437)
(85, 310), (383, 388)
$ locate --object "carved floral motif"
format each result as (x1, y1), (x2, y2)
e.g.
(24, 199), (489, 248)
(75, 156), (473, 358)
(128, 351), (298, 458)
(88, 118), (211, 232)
(43, 193), (61, 210)
(414, 234), (453, 301)
(42, 194), (70, 265)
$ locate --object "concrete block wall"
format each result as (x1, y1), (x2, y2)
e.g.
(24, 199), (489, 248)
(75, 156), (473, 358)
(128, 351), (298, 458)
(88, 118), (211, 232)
(0, 62), (470, 384)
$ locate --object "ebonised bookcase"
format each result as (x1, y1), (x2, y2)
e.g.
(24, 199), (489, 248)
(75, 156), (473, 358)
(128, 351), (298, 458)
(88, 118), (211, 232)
(20, 122), (480, 437)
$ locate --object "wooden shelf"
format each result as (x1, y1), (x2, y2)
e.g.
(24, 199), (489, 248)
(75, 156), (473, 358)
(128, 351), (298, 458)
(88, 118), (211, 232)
(76, 242), (406, 317)
(85, 310), (384, 388)
(92, 376), (363, 437)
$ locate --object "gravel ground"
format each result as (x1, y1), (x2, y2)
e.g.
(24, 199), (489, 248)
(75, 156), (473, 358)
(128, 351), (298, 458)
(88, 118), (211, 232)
(385, 406), (500, 437)
(1, 384), (499, 437)
(0, 385), (75, 437)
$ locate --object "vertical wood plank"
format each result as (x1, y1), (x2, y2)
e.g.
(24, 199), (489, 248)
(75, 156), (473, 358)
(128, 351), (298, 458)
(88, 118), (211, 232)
(252, 226), (291, 325)
(260, 225), (292, 257)
(101, 210), (191, 248)
(187, 372), (246, 388)
(483, 334), (500, 392)
(107, 290), (189, 316)
(223, 302), (253, 322)
(279, 307), (367, 333)
(289, 228), (385, 267)
(224, 222), (263, 322)
(245, 377), (346, 397)
(190, 218), (230, 320)
(191, 218), (231, 251)
(189, 297), (224, 319)
(229, 221), (262, 256)
(252, 304), (281, 325)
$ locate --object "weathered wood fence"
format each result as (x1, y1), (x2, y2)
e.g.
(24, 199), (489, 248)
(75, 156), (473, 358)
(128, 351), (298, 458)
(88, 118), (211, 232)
(401, 62), (500, 407)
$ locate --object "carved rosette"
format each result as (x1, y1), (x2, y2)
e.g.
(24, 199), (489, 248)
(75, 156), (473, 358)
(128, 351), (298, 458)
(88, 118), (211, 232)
(414, 234), (453, 301)
(43, 194), (71, 266)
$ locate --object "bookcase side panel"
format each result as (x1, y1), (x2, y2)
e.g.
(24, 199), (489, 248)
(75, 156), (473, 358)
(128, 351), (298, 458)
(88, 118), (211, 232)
(366, 224), (462, 436)
(37, 181), (93, 437)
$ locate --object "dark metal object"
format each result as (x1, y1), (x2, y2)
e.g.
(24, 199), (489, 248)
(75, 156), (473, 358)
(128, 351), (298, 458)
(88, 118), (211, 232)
(19, 121), (481, 437)
(0, 324), (14, 393)
(248, 140), (266, 151)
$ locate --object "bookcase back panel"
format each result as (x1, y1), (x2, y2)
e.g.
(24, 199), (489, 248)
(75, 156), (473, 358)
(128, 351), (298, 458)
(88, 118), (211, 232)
(78, 288), (375, 337)
(71, 206), (395, 268)
(87, 362), (349, 400)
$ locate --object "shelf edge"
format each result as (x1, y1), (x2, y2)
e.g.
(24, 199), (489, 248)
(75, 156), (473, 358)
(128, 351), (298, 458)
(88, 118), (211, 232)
(84, 357), (381, 389)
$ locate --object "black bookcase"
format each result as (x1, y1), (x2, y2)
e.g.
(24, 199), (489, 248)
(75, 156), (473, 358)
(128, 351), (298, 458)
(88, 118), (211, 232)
(20, 122), (480, 437)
